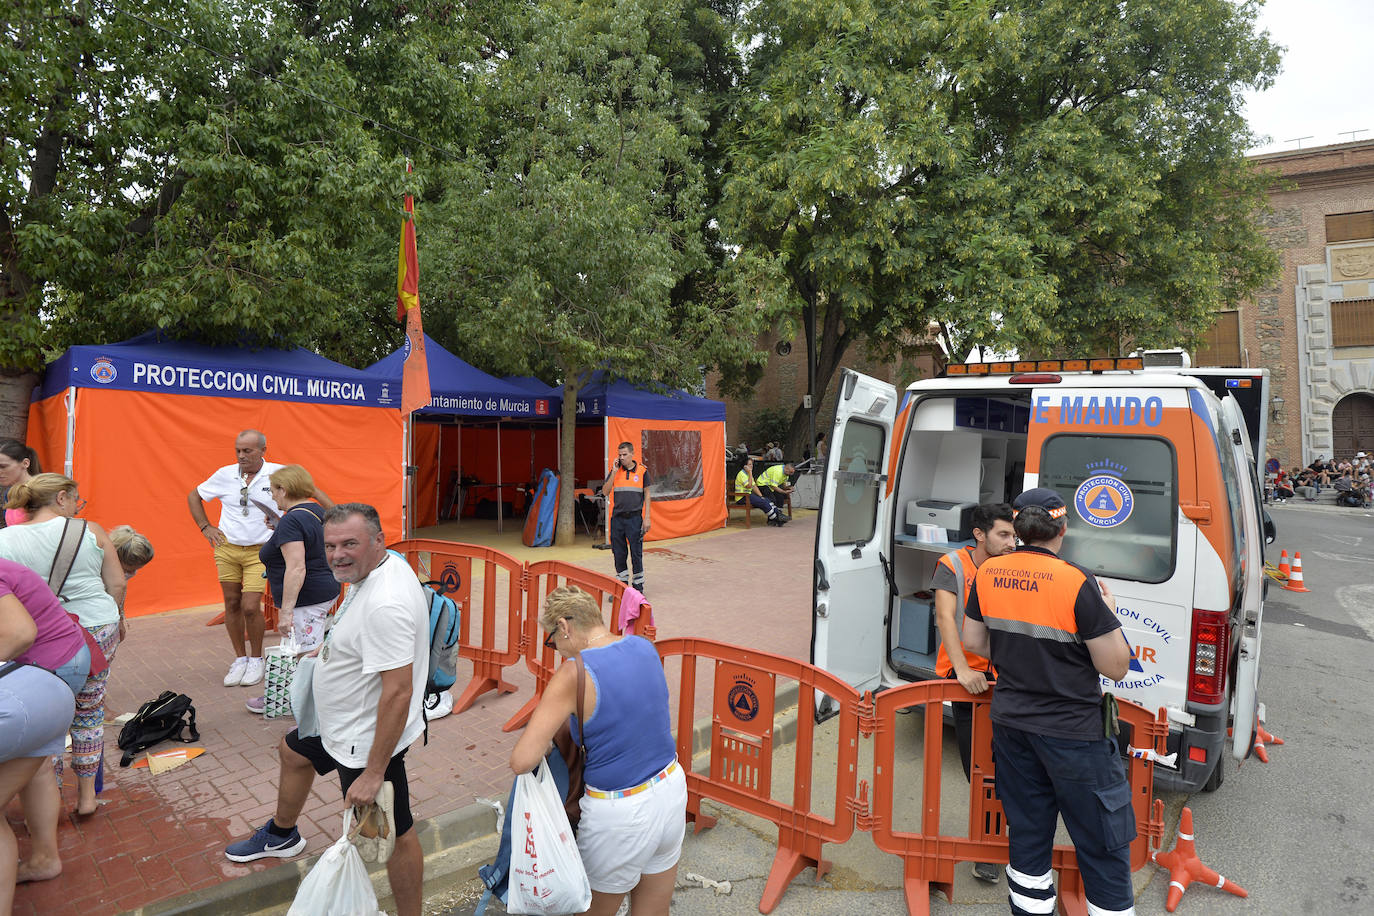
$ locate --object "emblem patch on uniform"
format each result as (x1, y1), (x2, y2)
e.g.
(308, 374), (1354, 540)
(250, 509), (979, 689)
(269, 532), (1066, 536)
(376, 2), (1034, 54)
(1074, 463), (1134, 528)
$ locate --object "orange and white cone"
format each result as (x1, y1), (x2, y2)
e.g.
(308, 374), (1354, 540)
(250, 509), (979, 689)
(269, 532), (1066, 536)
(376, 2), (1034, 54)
(1277, 549), (1290, 578)
(1282, 551), (1311, 592)
(1151, 806), (1248, 912)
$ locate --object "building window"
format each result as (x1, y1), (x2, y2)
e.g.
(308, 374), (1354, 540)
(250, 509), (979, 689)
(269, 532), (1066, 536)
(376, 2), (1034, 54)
(1331, 299), (1374, 347)
(1194, 310), (1242, 366)
(1326, 211), (1374, 244)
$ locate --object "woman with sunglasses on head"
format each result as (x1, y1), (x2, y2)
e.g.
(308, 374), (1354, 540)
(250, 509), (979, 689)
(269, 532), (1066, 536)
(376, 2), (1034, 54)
(510, 586), (685, 916)
(0, 474), (126, 823)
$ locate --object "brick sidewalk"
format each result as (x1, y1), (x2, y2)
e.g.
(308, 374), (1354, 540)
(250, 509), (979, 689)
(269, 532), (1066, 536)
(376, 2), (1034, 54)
(9, 517), (815, 915)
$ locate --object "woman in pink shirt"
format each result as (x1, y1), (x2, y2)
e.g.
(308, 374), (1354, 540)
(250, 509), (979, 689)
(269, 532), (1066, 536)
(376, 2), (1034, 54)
(0, 441), (40, 528)
(0, 558), (91, 886)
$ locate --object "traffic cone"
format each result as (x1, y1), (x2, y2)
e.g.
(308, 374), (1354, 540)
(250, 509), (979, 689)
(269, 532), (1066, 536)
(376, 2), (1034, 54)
(1277, 549), (1290, 578)
(1282, 551), (1311, 592)
(1151, 806), (1248, 912)
(1253, 723), (1285, 763)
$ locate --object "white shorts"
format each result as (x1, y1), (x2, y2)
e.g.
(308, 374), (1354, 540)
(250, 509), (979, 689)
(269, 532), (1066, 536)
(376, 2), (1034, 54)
(577, 762), (687, 894)
(291, 598), (334, 651)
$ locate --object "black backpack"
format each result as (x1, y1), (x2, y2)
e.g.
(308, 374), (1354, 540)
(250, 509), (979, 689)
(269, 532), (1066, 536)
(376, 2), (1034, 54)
(117, 691), (200, 767)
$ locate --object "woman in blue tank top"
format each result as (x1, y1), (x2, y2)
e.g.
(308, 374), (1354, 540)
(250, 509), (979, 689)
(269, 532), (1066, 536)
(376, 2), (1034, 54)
(511, 586), (685, 915)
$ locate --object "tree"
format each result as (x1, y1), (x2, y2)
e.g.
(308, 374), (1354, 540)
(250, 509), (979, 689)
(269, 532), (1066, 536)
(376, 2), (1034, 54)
(718, 0), (1281, 456)
(426, 0), (764, 545)
(0, 0), (494, 436)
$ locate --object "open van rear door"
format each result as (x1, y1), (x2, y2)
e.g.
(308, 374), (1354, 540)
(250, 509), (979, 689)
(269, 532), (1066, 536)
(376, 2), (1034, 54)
(1220, 394), (1264, 760)
(811, 370), (897, 716)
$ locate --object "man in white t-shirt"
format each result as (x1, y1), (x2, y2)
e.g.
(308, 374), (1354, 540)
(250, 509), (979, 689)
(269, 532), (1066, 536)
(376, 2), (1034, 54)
(225, 503), (429, 916)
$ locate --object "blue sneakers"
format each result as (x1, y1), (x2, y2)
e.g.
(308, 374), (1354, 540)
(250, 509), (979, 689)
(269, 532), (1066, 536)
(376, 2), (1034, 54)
(225, 820), (307, 862)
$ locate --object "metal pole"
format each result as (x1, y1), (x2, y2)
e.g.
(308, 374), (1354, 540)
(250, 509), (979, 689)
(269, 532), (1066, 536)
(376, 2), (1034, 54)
(805, 291), (817, 459)
(64, 386), (76, 477)
(496, 419), (504, 534)
(402, 414), (412, 539)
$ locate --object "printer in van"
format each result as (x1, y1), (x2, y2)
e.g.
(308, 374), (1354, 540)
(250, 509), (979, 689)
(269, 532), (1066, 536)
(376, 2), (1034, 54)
(905, 499), (976, 541)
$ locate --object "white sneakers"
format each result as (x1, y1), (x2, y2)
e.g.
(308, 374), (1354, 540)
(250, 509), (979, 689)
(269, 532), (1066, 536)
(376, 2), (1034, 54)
(241, 657), (264, 686)
(224, 657), (265, 687)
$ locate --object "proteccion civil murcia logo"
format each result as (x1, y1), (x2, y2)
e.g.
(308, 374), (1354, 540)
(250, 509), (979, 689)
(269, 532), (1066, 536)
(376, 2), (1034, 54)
(1074, 460), (1134, 529)
(90, 357), (117, 384)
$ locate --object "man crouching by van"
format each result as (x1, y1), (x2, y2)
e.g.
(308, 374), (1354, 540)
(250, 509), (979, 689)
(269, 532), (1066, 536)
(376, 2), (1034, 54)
(931, 502), (1015, 884)
(960, 488), (1135, 916)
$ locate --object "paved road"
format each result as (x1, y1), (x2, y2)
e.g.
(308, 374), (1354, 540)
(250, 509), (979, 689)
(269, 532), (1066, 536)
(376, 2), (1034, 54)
(442, 502), (1374, 915)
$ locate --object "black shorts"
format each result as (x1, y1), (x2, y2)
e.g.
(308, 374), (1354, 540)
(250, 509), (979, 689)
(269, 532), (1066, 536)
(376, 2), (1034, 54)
(285, 729), (415, 836)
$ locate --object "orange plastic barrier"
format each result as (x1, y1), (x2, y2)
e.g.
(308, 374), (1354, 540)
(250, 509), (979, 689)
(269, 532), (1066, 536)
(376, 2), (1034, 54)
(504, 560), (655, 732)
(654, 637), (861, 914)
(866, 681), (1168, 915)
(390, 539), (526, 715)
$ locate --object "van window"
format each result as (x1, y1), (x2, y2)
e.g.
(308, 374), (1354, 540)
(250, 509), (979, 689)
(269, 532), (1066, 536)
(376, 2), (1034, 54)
(1212, 407), (1246, 585)
(831, 418), (886, 545)
(1038, 434), (1177, 583)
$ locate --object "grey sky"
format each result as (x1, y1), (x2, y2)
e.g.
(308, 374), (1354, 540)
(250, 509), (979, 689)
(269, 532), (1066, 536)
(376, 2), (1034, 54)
(1243, 0), (1374, 154)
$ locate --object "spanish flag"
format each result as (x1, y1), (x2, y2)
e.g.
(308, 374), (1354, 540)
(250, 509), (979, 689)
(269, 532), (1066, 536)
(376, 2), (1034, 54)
(397, 183), (430, 416)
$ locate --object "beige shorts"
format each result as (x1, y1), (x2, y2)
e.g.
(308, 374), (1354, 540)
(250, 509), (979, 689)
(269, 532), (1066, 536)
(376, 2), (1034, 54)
(214, 542), (267, 592)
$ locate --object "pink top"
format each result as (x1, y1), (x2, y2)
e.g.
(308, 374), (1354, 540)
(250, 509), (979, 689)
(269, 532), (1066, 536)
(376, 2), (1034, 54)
(3, 508), (28, 527)
(0, 557), (86, 670)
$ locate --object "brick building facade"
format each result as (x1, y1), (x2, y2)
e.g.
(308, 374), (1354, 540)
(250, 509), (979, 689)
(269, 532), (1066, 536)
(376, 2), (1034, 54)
(1196, 139), (1374, 467)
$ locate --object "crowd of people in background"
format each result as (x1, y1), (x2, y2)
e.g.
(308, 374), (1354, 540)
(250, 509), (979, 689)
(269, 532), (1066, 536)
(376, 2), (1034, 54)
(1270, 453), (1372, 507)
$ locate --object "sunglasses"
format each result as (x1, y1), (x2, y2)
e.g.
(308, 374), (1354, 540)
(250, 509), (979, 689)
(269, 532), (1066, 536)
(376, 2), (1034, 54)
(543, 616), (573, 650)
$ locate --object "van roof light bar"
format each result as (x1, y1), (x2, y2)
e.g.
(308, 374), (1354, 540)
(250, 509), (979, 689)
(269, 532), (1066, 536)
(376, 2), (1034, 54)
(939, 356), (1145, 377)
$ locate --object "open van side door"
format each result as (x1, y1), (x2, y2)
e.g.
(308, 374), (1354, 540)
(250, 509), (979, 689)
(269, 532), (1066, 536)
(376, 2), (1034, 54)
(1220, 395), (1264, 761)
(811, 370), (897, 716)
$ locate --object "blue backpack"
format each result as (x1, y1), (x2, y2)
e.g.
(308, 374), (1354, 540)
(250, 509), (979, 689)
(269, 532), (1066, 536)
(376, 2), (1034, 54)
(421, 579), (461, 706)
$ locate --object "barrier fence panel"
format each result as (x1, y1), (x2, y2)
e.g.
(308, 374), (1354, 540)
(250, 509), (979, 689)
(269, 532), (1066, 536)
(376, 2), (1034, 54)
(656, 637), (861, 914)
(390, 539), (526, 715)
(866, 681), (1168, 916)
(503, 560), (655, 733)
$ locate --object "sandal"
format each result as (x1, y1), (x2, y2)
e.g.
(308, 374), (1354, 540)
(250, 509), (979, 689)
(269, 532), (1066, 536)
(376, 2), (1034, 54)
(349, 780), (395, 864)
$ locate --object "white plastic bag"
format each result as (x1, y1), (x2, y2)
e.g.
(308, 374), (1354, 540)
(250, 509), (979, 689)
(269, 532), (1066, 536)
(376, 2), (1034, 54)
(506, 759), (591, 915)
(287, 809), (383, 916)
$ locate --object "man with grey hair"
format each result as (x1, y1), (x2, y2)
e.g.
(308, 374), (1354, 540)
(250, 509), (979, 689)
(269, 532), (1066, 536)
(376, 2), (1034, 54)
(225, 503), (429, 916)
(188, 430), (329, 687)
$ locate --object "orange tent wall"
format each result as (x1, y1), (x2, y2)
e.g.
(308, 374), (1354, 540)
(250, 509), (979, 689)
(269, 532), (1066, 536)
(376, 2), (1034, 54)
(27, 388), (403, 617)
(412, 422), (440, 529)
(606, 416), (725, 542)
(26, 391), (68, 476)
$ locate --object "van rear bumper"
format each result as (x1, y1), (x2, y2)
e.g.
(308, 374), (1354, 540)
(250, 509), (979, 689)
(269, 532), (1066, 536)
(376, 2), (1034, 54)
(1152, 700), (1227, 793)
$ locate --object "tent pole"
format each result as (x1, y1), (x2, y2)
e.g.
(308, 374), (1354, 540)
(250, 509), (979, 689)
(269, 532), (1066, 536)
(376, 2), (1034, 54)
(64, 386), (76, 477)
(402, 413), (413, 540)
(496, 419), (504, 534)
(434, 422), (442, 526)
(603, 417), (610, 543)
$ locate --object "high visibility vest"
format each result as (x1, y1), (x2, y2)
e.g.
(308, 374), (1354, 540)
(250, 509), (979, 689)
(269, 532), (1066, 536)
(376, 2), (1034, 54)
(609, 462), (647, 517)
(756, 464), (788, 489)
(734, 468), (755, 498)
(934, 546), (994, 679)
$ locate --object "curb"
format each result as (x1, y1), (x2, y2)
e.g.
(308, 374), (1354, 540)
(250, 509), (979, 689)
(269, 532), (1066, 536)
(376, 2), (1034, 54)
(124, 682), (803, 916)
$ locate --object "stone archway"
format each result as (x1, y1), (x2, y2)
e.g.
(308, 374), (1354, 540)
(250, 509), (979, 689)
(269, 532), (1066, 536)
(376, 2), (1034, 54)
(1332, 392), (1374, 457)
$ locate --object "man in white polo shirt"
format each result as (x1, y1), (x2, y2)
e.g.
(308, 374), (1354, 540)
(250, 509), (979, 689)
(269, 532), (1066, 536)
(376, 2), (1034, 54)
(188, 429), (322, 687)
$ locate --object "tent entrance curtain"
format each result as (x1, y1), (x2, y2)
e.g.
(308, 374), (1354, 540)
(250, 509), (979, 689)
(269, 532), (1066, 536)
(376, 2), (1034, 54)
(606, 416), (725, 541)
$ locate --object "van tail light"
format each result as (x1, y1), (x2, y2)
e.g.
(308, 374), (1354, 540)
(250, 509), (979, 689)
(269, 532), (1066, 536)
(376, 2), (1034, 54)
(1188, 610), (1229, 704)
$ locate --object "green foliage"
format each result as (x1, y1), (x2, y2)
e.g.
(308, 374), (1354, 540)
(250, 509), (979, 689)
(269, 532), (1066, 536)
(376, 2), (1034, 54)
(718, 0), (1281, 418)
(741, 406), (792, 452)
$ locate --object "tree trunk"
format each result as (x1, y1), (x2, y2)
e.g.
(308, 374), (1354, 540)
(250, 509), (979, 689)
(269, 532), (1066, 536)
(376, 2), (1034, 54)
(0, 371), (39, 441)
(554, 377), (581, 547)
(784, 299), (853, 459)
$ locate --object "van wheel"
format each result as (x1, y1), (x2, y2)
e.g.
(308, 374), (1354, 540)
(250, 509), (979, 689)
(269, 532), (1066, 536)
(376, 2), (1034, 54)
(1201, 757), (1225, 792)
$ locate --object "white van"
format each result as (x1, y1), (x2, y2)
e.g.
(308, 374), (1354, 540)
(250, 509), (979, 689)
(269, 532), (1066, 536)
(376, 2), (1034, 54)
(811, 361), (1273, 792)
